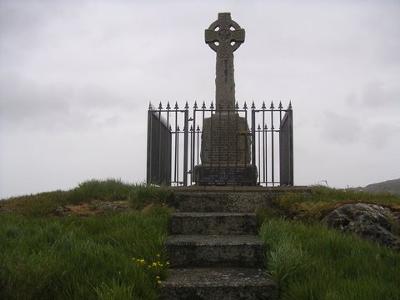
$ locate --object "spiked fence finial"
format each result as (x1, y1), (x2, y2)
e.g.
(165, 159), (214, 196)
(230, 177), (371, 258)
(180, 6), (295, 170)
(166, 102), (171, 110)
(261, 101), (266, 109)
(174, 102), (179, 110)
(270, 101), (274, 109)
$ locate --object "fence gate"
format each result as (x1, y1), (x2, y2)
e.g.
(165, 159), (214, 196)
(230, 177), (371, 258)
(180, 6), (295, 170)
(279, 107), (293, 185)
(146, 110), (172, 185)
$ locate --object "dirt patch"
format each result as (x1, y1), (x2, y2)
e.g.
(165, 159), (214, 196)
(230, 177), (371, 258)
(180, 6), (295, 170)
(54, 200), (130, 216)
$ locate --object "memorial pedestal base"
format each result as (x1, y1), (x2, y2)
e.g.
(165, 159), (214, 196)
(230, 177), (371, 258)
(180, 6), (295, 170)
(193, 165), (257, 186)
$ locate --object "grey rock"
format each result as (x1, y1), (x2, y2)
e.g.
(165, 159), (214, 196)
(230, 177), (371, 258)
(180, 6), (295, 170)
(322, 203), (400, 250)
(160, 268), (278, 300)
(53, 206), (70, 216)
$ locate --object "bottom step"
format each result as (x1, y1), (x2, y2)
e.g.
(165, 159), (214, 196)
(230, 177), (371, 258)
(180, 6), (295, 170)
(160, 268), (278, 300)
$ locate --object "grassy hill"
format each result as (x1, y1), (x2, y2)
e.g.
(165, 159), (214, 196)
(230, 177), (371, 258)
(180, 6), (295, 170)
(1, 180), (400, 299)
(362, 178), (400, 196)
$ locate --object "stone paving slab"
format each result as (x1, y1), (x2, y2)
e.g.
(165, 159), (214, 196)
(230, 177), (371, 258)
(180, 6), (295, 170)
(169, 212), (258, 235)
(166, 235), (265, 267)
(160, 267), (278, 300)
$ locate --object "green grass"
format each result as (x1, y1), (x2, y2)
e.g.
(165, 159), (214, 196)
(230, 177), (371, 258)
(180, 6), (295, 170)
(0, 179), (172, 216)
(0, 209), (169, 300)
(260, 218), (400, 300)
(1, 182), (400, 299)
(272, 186), (400, 221)
(0, 180), (172, 299)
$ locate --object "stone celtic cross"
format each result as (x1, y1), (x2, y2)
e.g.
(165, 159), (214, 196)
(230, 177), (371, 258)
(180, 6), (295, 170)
(205, 13), (245, 110)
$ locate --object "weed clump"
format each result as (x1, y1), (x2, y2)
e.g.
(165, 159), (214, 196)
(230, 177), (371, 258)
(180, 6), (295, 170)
(273, 186), (400, 221)
(261, 218), (400, 299)
(129, 185), (172, 210)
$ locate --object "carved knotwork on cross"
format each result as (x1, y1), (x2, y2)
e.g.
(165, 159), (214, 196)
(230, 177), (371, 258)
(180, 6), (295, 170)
(205, 13), (245, 110)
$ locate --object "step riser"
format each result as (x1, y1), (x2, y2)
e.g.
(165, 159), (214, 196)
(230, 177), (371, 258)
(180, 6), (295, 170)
(160, 286), (278, 300)
(169, 192), (274, 212)
(169, 215), (258, 235)
(167, 244), (265, 268)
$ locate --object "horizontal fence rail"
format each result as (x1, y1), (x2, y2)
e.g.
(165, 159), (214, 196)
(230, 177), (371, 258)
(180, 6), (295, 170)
(147, 101), (293, 187)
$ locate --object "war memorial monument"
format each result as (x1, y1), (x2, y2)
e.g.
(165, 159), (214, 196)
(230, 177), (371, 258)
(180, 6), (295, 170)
(147, 12), (294, 300)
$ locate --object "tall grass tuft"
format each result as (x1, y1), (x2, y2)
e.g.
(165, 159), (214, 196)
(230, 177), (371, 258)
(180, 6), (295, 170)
(0, 209), (169, 299)
(261, 218), (400, 300)
(275, 186), (400, 220)
(66, 179), (133, 204)
(128, 185), (172, 210)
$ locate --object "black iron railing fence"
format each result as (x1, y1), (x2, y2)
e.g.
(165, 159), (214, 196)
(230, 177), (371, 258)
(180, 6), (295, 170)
(147, 101), (293, 187)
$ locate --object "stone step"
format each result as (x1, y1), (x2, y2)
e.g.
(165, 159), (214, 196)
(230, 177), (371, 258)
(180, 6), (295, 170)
(169, 212), (258, 235)
(160, 267), (278, 300)
(166, 235), (265, 268)
(168, 191), (267, 213)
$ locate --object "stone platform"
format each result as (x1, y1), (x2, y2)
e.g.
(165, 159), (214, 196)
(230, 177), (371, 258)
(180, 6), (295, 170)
(168, 185), (311, 213)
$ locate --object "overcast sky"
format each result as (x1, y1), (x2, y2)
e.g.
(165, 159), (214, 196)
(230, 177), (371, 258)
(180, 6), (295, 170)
(1, 0), (399, 198)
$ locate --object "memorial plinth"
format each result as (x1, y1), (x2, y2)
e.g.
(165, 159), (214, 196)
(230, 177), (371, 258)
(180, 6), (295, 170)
(194, 13), (257, 186)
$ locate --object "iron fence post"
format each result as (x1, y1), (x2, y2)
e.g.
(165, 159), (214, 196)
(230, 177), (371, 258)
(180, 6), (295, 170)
(183, 105), (189, 186)
(251, 108), (256, 167)
(289, 104), (294, 185)
(146, 108), (152, 185)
